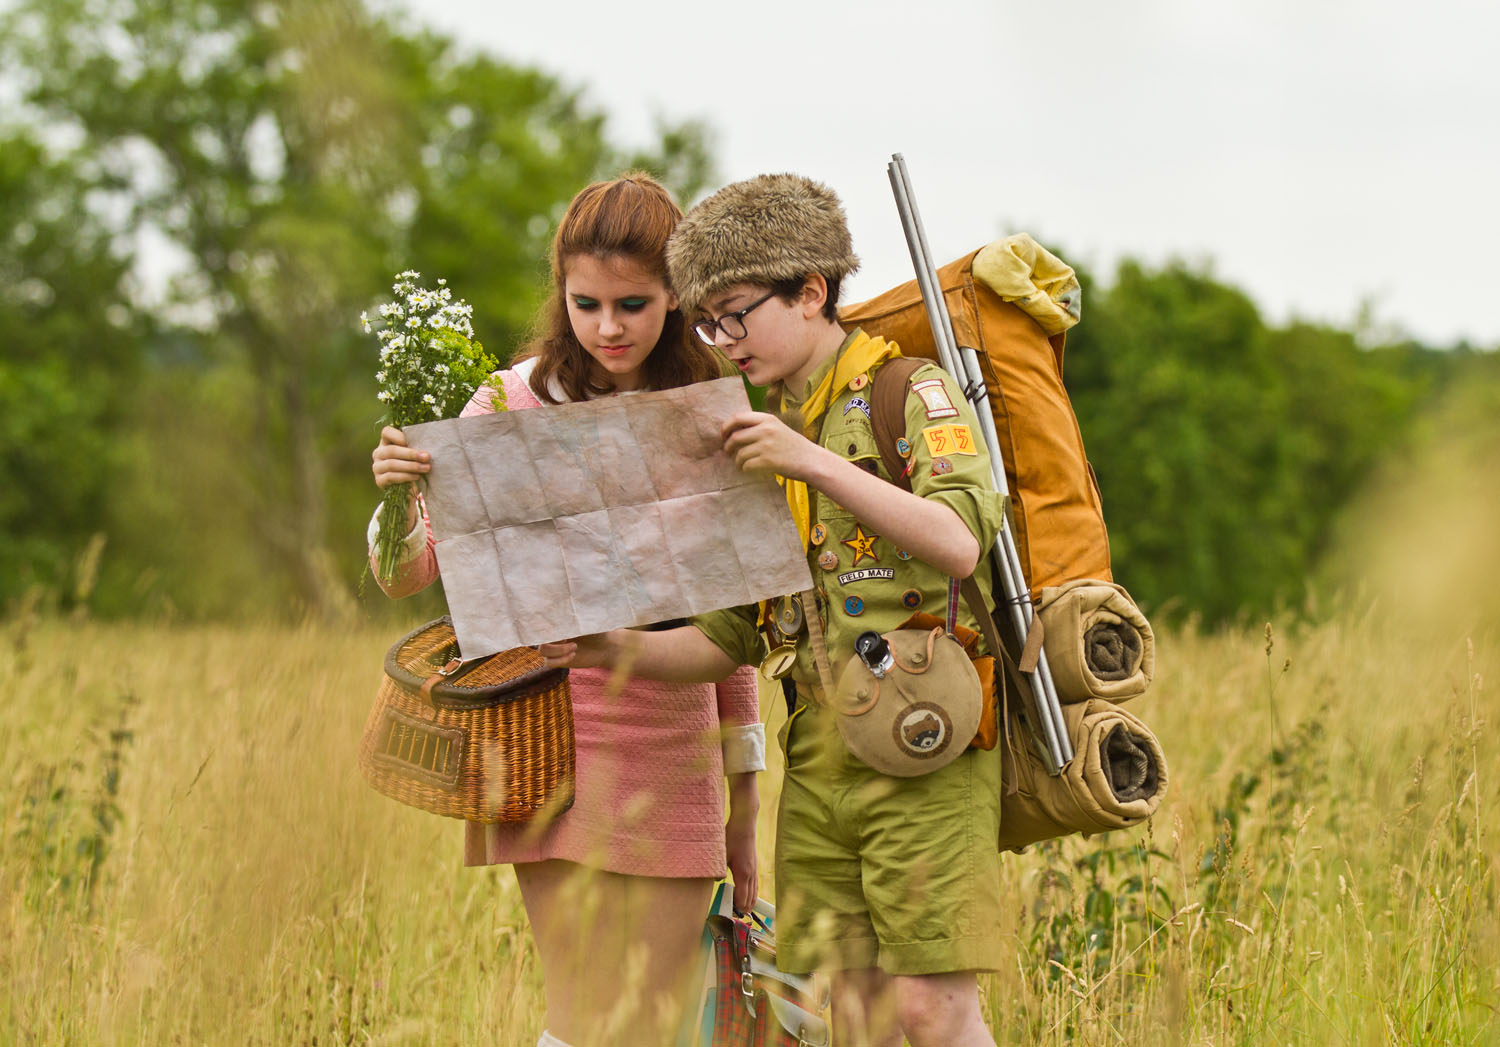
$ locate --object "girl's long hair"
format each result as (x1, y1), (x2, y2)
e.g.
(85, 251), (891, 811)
(518, 173), (727, 403)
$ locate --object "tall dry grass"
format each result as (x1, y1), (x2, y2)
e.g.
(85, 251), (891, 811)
(2, 605), (1494, 1046)
(6, 385), (1499, 1045)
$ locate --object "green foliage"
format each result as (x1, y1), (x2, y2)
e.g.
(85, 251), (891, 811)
(0, 0), (712, 621)
(1066, 258), (1435, 626)
(0, 0), (1489, 627)
(0, 127), (144, 604)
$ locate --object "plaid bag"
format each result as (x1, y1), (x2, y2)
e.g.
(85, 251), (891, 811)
(680, 883), (830, 1047)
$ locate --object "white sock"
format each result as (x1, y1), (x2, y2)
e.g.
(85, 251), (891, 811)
(538, 1032), (572, 1047)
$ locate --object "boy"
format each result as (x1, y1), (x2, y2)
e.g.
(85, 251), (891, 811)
(541, 173), (1007, 1047)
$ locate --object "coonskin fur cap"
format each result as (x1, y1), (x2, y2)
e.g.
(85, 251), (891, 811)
(667, 173), (861, 313)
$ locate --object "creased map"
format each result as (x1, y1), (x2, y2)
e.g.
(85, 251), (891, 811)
(404, 377), (812, 659)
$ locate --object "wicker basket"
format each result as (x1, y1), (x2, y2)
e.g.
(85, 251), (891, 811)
(359, 617), (575, 823)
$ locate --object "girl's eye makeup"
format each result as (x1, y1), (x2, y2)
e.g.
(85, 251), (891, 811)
(620, 298), (648, 312)
(571, 296), (599, 309)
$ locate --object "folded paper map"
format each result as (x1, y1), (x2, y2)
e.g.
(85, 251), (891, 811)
(404, 377), (812, 658)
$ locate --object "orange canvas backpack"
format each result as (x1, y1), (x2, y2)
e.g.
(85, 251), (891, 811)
(838, 243), (1112, 596)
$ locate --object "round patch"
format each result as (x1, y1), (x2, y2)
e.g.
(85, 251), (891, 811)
(818, 550), (839, 570)
(843, 595), (865, 616)
(931, 457), (954, 476)
(892, 701), (954, 760)
(810, 522), (828, 546)
(901, 588), (922, 609)
(848, 373), (869, 391)
(895, 548), (913, 561)
(895, 437), (912, 457)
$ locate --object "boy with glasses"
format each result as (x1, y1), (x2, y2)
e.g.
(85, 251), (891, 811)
(541, 173), (1007, 1047)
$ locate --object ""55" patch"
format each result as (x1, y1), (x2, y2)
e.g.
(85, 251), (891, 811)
(921, 423), (978, 457)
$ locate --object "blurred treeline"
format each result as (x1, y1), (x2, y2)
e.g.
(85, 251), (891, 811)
(3, 0), (1495, 629)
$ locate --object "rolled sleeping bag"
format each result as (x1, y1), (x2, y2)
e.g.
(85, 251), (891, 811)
(1035, 579), (1154, 702)
(997, 698), (1169, 853)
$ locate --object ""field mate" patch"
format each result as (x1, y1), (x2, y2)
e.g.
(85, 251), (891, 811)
(837, 568), (896, 585)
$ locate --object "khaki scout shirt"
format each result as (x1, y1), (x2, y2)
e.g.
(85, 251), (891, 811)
(695, 329), (1007, 689)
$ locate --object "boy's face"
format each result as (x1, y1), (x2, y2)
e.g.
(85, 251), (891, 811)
(701, 281), (822, 389)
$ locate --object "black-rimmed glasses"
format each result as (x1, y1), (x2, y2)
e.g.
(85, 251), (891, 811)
(691, 290), (776, 346)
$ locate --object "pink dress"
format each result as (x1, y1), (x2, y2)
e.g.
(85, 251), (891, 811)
(375, 367), (762, 878)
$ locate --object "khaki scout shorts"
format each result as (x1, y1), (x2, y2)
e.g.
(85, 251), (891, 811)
(772, 702), (1007, 976)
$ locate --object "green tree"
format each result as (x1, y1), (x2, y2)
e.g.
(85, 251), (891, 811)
(2, 0), (711, 618)
(0, 127), (145, 604)
(1066, 259), (1428, 624)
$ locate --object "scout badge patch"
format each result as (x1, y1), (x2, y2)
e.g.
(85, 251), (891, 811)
(830, 626), (982, 777)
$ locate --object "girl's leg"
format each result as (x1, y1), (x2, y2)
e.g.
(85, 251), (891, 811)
(515, 860), (714, 1047)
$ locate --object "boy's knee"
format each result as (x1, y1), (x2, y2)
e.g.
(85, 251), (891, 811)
(894, 973), (982, 1044)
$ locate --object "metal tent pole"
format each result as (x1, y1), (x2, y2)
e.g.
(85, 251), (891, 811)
(886, 153), (1073, 773)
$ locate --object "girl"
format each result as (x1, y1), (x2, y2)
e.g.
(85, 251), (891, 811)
(368, 174), (763, 1047)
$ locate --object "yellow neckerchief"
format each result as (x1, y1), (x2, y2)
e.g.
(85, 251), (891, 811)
(777, 329), (902, 550)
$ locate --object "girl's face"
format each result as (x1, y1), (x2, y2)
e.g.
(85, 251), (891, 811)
(563, 253), (678, 393)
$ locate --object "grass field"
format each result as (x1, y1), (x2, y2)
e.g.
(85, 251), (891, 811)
(1, 595), (1495, 1046)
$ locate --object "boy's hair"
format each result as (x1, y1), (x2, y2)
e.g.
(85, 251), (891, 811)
(519, 172), (725, 404)
(667, 173), (860, 317)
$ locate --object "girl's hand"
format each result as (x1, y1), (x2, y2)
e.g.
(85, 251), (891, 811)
(726, 772), (760, 913)
(371, 426), (430, 490)
(372, 426), (428, 534)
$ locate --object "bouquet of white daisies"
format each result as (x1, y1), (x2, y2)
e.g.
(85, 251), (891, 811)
(363, 270), (501, 583)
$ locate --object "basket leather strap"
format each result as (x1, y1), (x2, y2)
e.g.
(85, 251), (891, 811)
(420, 657), (462, 702)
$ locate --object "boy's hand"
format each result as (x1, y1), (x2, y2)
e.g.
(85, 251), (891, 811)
(537, 633), (616, 669)
(721, 411), (827, 480)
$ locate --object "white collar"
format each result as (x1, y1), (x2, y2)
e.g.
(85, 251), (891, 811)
(512, 355), (645, 402)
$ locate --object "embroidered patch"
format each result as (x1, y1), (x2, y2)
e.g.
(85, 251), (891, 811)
(843, 396), (871, 420)
(912, 378), (959, 420)
(848, 373), (869, 391)
(817, 550), (839, 570)
(841, 525), (880, 567)
(895, 548), (913, 560)
(810, 522), (828, 546)
(901, 588), (923, 609)
(895, 437), (912, 457)
(843, 595), (865, 616)
(837, 568), (896, 585)
(921, 423), (978, 457)
(931, 457), (954, 476)
(894, 702), (954, 759)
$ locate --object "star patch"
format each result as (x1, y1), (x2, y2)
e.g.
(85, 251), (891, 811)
(841, 524), (880, 567)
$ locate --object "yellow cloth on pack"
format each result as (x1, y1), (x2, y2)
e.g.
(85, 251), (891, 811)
(778, 330), (902, 549)
(971, 233), (1082, 336)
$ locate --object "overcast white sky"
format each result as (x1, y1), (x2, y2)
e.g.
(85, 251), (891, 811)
(394, 0), (1497, 347)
